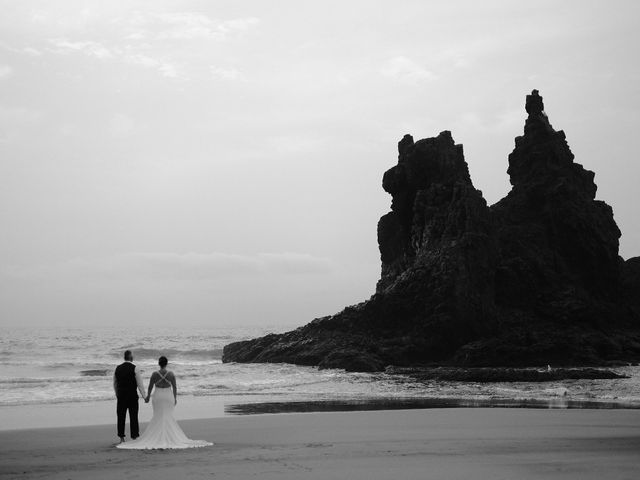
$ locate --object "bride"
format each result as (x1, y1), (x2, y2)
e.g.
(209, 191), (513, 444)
(117, 356), (212, 449)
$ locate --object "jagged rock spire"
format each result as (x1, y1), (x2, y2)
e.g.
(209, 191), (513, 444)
(525, 89), (544, 115)
(522, 89), (555, 138)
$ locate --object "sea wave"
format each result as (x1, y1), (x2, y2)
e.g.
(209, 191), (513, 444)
(80, 369), (110, 377)
(0, 394), (115, 407)
(197, 384), (230, 390)
(0, 376), (106, 386)
(109, 347), (224, 360)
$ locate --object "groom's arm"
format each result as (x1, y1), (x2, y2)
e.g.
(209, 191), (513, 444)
(113, 371), (118, 396)
(134, 367), (146, 398)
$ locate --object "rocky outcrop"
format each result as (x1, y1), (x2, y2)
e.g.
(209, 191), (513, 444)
(223, 90), (640, 371)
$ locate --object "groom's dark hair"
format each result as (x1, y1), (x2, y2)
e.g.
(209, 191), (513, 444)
(159, 356), (168, 368)
(124, 350), (133, 361)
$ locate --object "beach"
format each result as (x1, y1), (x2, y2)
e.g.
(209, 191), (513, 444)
(2, 408), (639, 479)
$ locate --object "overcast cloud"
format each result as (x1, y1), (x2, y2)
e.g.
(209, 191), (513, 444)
(1, 0), (639, 328)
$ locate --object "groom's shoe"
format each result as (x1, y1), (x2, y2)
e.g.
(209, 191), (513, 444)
(119, 436), (125, 443)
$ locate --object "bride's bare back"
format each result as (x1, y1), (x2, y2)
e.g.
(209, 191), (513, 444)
(150, 369), (175, 388)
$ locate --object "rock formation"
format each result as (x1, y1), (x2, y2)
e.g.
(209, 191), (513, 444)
(223, 90), (640, 371)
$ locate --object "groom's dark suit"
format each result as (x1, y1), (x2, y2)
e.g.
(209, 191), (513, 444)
(114, 361), (142, 439)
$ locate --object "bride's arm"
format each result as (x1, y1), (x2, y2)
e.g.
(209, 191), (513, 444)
(171, 373), (177, 405)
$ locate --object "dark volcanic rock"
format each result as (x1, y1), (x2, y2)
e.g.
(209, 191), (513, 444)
(223, 90), (640, 371)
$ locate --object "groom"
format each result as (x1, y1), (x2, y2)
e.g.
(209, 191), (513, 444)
(113, 350), (146, 443)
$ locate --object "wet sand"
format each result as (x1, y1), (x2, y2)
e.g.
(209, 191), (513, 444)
(1, 408), (639, 479)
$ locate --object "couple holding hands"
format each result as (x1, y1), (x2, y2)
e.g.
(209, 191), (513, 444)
(113, 350), (211, 449)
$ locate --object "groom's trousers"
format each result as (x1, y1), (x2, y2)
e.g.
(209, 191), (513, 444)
(116, 396), (139, 439)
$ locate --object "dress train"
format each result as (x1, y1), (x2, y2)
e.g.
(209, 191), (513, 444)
(116, 386), (211, 449)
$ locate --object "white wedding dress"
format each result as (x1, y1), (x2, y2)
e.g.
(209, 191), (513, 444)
(117, 371), (212, 449)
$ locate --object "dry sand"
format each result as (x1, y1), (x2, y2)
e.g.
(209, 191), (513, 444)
(1, 408), (639, 479)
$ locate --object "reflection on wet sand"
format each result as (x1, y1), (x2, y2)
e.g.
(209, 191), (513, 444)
(225, 397), (638, 415)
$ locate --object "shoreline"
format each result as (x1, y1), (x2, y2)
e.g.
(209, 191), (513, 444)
(2, 408), (639, 479)
(0, 396), (228, 432)
(2, 394), (639, 432)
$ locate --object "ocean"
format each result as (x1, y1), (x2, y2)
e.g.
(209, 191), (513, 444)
(1, 325), (639, 428)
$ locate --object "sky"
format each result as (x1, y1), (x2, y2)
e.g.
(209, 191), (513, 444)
(1, 0), (639, 329)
